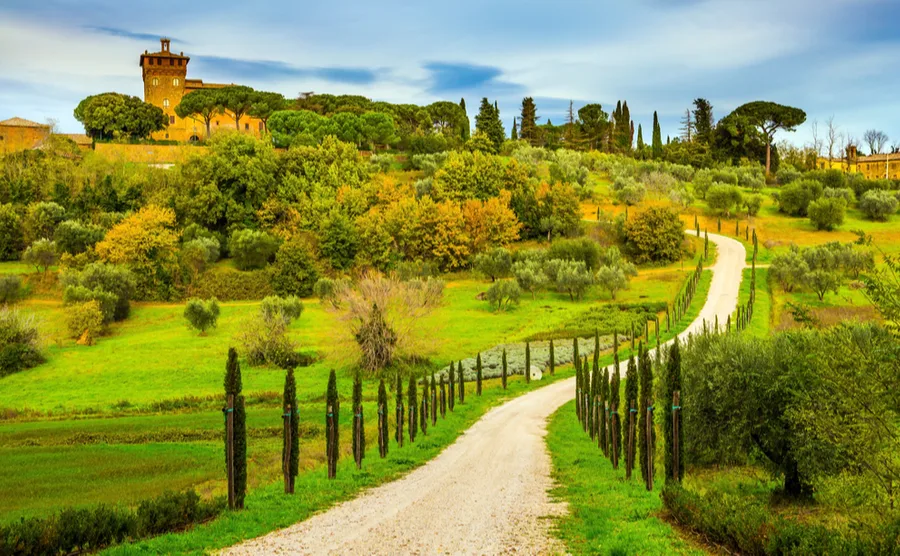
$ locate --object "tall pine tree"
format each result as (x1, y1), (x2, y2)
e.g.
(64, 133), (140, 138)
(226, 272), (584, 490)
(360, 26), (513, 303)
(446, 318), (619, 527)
(475, 98), (505, 153)
(282, 367), (299, 493)
(520, 97), (538, 145)
(610, 356), (622, 466)
(459, 97), (470, 140)
(511, 118), (518, 140)
(225, 348), (247, 508)
(692, 98), (714, 145)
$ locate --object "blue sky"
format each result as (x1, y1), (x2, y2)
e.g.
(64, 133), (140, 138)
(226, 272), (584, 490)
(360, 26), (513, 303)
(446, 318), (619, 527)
(1, 0), (898, 151)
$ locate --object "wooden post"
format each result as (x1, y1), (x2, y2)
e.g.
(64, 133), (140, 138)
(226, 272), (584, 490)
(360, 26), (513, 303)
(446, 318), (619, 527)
(226, 394), (235, 509)
(327, 403), (336, 479)
(626, 401), (635, 480)
(283, 404), (292, 493)
(646, 406), (655, 491)
(673, 391), (681, 482)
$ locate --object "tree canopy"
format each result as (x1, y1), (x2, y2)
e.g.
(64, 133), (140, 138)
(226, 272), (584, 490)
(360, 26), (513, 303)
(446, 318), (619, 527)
(74, 93), (167, 140)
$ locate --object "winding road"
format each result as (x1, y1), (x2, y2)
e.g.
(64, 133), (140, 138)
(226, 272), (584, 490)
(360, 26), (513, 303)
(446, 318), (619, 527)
(223, 232), (746, 555)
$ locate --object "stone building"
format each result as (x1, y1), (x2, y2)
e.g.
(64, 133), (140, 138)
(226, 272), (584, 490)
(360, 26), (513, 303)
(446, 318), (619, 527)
(0, 117), (92, 154)
(817, 145), (899, 180)
(141, 38), (265, 142)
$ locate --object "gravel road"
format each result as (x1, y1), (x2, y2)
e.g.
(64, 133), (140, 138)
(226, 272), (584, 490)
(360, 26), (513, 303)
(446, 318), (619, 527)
(222, 232), (746, 556)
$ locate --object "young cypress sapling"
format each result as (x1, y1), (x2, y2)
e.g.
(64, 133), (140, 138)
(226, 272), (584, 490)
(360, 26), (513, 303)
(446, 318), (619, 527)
(325, 368), (339, 479)
(440, 375), (446, 417)
(224, 348), (247, 508)
(282, 367), (299, 493)
(377, 378), (388, 458)
(352, 368), (364, 469)
(476, 353), (483, 395)
(448, 361), (456, 411)
(663, 338), (684, 483)
(395, 371), (404, 447)
(610, 357), (622, 467)
(458, 361), (465, 403)
(430, 372), (437, 425)
(501, 348), (508, 390)
(638, 343), (655, 485)
(549, 339), (555, 375)
(525, 342), (531, 383)
(408, 375), (418, 442)
(625, 349), (638, 477)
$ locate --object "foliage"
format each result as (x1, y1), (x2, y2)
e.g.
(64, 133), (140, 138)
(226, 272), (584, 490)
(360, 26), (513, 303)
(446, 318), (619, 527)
(282, 368), (299, 488)
(64, 300), (104, 344)
(548, 237), (602, 271)
(623, 206), (685, 264)
(186, 267), (273, 301)
(662, 339), (683, 483)
(181, 237), (221, 276)
(0, 275), (23, 305)
(859, 189), (899, 221)
(229, 229), (278, 271)
(0, 307), (43, 376)
(474, 247), (512, 282)
(22, 239), (58, 273)
(54, 220), (105, 256)
(615, 184), (646, 206)
(270, 237), (320, 297)
(474, 98), (505, 153)
(318, 211), (358, 270)
(776, 179), (823, 217)
(0, 490), (224, 556)
(224, 348), (247, 508)
(260, 295), (304, 325)
(485, 280), (521, 311)
(183, 298), (221, 335)
(743, 194), (764, 216)
(61, 262), (135, 322)
(548, 149), (589, 186)
(705, 184), (743, 216)
(23, 202), (66, 244)
(74, 92), (167, 140)
(236, 305), (301, 369)
(0, 203), (24, 261)
(511, 259), (547, 298)
(807, 197), (846, 231)
(548, 260), (593, 301)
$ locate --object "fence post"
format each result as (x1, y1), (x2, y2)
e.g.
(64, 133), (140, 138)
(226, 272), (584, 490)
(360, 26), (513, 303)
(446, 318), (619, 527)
(646, 405), (655, 491)
(673, 391), (681, 482)
(283, 403), (292, 493)
(226, 394), (235, 509)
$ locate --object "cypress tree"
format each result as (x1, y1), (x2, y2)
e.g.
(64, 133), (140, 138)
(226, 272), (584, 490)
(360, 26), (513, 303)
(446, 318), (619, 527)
(588, 354), (596, 439)
(420, 385), (428, 436)
(459, 97), (470, 140)
(584, 355), (591, 433)
(638, 344), (655, 485)
(735, 219), (739, 236)
(549, 340), (555, 375)
(395, 371), (404, 447)
(282, 367), (299, 493)
(520, 97), (538, 145)
(352, 368), (365, 469)
(610, 356), (622, 467)
(525, 342), (531, 383)
(458, 361), (465, 403)
(601, 367), (610, 454)
(511, 118), (518, 140)
(448, 361), (456, 411)
(636, 123), (645, 153)
(704, 230), (709, 259)
(717, 217), (721, 232)
(501, 348), (508, 390)
(476, 353), (483, 395)
(664, 338), (684, 483)
(224, 348), (247, 508)
(325, 368), (339, 479)
(430, 372), (437, 425)
(651, 111), (663, 159)
(574, 346), (582, 421)
(408, 375), (418, 443)
(625, 350), (639, 477)
(439, 375), (446, 418)
(377, 378), (388, 458)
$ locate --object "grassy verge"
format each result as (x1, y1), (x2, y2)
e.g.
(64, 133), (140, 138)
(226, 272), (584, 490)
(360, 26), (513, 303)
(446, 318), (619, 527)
(546, 401), (702, 555)
(100, 370), (574, 555)
(735, 267), (772, 337)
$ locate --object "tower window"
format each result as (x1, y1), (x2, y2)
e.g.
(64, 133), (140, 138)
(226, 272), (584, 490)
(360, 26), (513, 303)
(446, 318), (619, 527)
(169, 59), (174, 66)
(245, 123), (249, 131)
(163, 99), (170, 108)
(152, 77), (159, 86)
(173, 78), (180, 86)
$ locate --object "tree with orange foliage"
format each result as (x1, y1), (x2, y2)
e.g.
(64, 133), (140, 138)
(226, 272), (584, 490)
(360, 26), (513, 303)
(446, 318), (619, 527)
(462, 190), (521, 254)
(95, 205), (180, 299)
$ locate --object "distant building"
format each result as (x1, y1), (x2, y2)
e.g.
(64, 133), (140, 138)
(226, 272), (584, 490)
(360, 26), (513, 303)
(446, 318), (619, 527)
(817, 145), (899, 180)
(140, 38), (265, 142)
(0, 117), (92, 154)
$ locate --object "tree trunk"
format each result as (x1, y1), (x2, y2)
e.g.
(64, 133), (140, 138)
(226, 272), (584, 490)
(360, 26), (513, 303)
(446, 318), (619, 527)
(765, 140), (772, 176)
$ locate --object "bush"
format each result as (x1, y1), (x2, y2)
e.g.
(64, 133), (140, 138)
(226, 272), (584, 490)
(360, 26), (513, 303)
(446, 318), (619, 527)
(777, 179), (823, 216)
(0, 203), (24, 261)
(822, 187), (855, 204)
(623, 206), (685, 264)
(485, 280), (521, 310)
(260, 295), (304, 324)
(0, 490), (224, 556)
(408, 152), (448, 175)
(0, 275), (23, 304)
(736, 166), (766, 190)
(548, 149), (589, 186)
(548, 259), (593, 301)
(313, 277), (346, 307)
(24, 201), (66, 244)
(237, 312), (301, 368)
(22, 239), (58, 272)
(547, 237), (602, 271)
(186, 266), (273, 301)
(61, 263), (135, 322)
(183, 298), (221, 335)
(743, 194), (764, 217)
(64, 300), (104, 344)
(54, 220), (105, 255)
(859, 189), (899, 221)
(63, 285), (118, 324)
(474, 247), (512, 281)
(395, 260), (437, 280)
(229, 229), (278, 270)
(0, 307), (43, 376)
(271, 238), (320, 297)
(776, 165), (802, 185)
(615, 184), (646, 206)
(706, 184), (743, 216)
(369, 153), (394, 173)
(808, 197), (846, 231)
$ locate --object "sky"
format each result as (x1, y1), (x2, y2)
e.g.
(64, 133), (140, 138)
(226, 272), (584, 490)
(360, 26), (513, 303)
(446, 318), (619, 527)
(1, 0), (898, 151)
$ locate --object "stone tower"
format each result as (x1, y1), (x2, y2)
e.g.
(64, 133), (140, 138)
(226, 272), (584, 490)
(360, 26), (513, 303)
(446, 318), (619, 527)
(140, 38), (189, 136)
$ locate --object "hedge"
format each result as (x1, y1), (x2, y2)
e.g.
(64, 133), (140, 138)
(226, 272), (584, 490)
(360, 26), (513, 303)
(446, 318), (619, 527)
(0, 490), (224, 555)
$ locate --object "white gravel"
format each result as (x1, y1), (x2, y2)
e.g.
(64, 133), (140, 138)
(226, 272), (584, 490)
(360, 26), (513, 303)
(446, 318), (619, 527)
(221, 232), (745, 556)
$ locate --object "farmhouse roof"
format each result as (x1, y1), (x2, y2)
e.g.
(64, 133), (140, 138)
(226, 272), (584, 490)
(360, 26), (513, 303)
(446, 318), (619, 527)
(0, 117), (49, 128)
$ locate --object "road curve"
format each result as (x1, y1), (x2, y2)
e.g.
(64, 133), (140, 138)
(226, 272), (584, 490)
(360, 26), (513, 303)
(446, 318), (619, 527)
(223, 233), (746, 555)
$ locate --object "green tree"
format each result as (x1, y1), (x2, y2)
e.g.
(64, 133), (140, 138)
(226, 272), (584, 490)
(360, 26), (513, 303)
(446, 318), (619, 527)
(448, 361), (455, 411)
(377, 378), (388, 457)
(663, 338), (683, 483)
(808, 197), (846, 231)
(175, 89), (221, 138)
(183, 297), (220, 335)
(638, 343), (654, 485)
(859, 190), (898, 221)
(525, 341), (531, 383)
(730, 101), (807, 176)
(623, 206), (685, 264)
(458, 361), (465, 402)
(578, 104), (609, 151)
(326, 368), (340, 478)
(549, 339), (555, 375)
(23, 202), (66, 245)
(22, 239), (58, 273)
(271, 238), (320, 297)
(502, 348), (508, 389)
(474, 247), (512, 281)
(519, 97), (538, 145)
(249, 91), (286, 133)
(217, 86), (258, 131)
(283, 368), (299, 491)
(224, 348), (247, 508)
(0, 204), (24, 261)
(319, 211), (359, 270)
(625, 347), (639, 476)
(74, 92), (167, 140)
(511, 118), (518, 141)
(610, 358), (622, 465)
(476, 352), (483, 395)
(486, 280), (521, 311)
(706, 184), (743, 217)
(474, 98), (505, 153)
(230, 229), (278, 270)
(395, 372), (404, 446)
(652, 111), (663, 159)
(459, 97), (470, 140)
(407, 375), (418, 443)
(353, 368), (365, 468)
(692, 98), (715, 145)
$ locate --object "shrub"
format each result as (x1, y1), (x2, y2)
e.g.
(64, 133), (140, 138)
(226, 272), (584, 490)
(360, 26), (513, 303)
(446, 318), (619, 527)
(776, 165), (802, 185)
(54, 220), (105, 255)
(313, 277), (346, 307)
(183, 298), (221, 335)
(808, 197), (846, 231)
(271, 238), (320, 297)
(260, 295), (304, 324)
(186, 266), (273, 301)
(550, 260), (593, 301)
(822, 187), (855, 204)
(395, 260), (437, 280)
(369, 153), (394, 172)
(474, 247), (512, 281)
(0, 203), (24, 261)
(319, 211), (359, 270)
(777, 179), (823, 216)
(668, 185), (694, 209)
(61, 263), (135, 322)
(485, 280), (521, 310)
(615, 184), (646, 206)
(547, 237), (602, 271)
(24, 201), (66, 244)
(642, 171), (677, 194)
(623, 206), (685, 264)
(743, 194), (764, 217)
(408, 152), (448, 175)
(706, 184), (743, 216)
(859, 189), (899, 221)
(0, 490), (224, 556)
(0, 307), (43, 376)
(548, 149), (589, 186)
(183, 237), (220, 265)
(0, 275), (23, 305)
(22, 239), (58, 272)
(229, 229), (278, 270)
(236, 312), (300, 368)
(64, 300), (104, 344)
(512, 259), (547, 298)
(736, 166), (765, 190)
